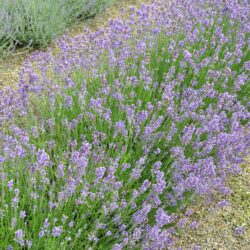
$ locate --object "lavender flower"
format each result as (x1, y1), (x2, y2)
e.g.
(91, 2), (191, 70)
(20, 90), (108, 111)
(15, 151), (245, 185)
(233, 226), (245, 236)
(7, 180), (14, 190)
(52, 226), (63, 237)
(0, 0), (249, 249)
(19, 211), (26, 219)
(15, 229), (24, 239)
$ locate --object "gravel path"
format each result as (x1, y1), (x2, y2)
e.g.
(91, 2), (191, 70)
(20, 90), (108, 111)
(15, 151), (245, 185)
(174, 157), (250, 250)
(0, 0), (150, 88)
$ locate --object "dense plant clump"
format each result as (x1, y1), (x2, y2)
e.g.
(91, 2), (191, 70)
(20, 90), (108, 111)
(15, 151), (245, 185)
(0, 0), (112, 53)
(0, 0), (250, 249)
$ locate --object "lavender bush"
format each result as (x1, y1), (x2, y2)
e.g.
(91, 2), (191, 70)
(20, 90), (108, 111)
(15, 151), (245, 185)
(0, 0), (112, 53)
(0, 0), (249, 249)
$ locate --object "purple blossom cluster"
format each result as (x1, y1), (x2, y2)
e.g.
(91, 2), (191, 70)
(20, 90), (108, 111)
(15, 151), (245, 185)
(0, 0), (249, 249)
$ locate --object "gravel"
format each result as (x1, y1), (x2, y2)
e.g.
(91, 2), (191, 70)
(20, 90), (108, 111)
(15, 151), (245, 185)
(174, 156), (250, 250)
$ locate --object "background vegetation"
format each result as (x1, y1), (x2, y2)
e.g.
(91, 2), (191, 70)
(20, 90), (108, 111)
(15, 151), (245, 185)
(0, 0), (112, 53)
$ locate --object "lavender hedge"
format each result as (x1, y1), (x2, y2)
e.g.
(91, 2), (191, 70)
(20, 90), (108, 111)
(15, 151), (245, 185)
(0, 0), (250, 249)
(0, 0), (112, 53)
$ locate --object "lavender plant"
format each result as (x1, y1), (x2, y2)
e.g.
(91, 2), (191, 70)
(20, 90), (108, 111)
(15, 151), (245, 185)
(0, 0), (249, 249)
(0, 0), (112, 54)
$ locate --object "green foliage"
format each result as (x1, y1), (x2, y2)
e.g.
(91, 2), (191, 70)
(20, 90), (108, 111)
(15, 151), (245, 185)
(0, 0), (112, 54)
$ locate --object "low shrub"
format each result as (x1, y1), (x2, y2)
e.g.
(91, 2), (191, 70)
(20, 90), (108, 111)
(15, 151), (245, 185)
(0, 0), (112, 53)
(0, 0), (249, 249)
